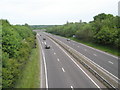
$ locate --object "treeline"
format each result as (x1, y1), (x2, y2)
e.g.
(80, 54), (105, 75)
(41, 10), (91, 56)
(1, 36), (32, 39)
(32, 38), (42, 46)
(2, 19), (36, 88)
(31, 25), (54, 30)
(46, 13), (120, 49)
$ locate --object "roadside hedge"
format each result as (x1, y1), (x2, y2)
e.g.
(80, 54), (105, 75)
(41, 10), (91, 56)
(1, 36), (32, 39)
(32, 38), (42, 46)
(2, 19), (36, 88)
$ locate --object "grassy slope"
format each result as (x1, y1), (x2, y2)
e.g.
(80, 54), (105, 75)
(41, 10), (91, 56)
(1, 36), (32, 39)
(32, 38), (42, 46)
(15, 40), (40, 88)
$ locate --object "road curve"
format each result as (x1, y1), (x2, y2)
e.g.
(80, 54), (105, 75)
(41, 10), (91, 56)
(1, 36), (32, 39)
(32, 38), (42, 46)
(45, 32), (119, 80)
(37, 32), (106, 88)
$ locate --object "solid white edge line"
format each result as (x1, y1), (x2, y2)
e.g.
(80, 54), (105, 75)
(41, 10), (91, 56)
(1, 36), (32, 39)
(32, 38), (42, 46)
(53, 36), (119, 81)
(37, 34), (48, 88)
(37, 35), (43, 88)
(58, 33), (118, 59)
(51, 33), (118, 59)
(42, 44), (48, 88)
(72, 40), (118, 59)
(49, 37), (100, 88)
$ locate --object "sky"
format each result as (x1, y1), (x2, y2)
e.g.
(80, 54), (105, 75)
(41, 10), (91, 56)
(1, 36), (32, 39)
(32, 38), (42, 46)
(0, 0), (119, 25)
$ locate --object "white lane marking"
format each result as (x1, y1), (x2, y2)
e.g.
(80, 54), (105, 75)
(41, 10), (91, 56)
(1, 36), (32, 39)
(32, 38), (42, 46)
(49, 38), (100, 88)
(57, 58), (60, 61)
(62, 68), (65, 72)
(44, 41), (46, 45)
(45, 33), (119, 81)
(84, 49), (87, 51)
(42, 42), (43, 44)
(77, 46), (79, 47)
(37, 33), (39, 36)
(48, 33), (118, 59)
(93, 54), (97, 56)
(54, 52), (56, 55)
(57, 37), (119, 81)
(37, 36), (43, 88)
(108, 61), (114, 64)
(37, 36), (48, 88)
(71, 86), (74, 90)
(72, 40), (118, 59)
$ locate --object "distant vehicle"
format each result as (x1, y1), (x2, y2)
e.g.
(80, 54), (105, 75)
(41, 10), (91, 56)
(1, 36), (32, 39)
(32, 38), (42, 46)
(43, 38), (46, 40)
(67, 39), (70, 41)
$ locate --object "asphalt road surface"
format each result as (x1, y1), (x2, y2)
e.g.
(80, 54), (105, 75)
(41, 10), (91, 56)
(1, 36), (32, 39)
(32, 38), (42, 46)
(37, 32), (106, 88)
(45, 32), (119, 81)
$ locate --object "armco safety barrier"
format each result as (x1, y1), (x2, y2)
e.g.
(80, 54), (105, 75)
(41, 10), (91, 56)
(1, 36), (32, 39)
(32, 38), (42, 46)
(47, 34), (119, 89)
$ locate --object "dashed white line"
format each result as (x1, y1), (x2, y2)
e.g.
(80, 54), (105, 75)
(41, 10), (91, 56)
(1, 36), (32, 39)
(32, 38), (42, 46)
(54, 52), (56, 55)
(42, 42), (43, 44)
(84, 49), (87, 51)
(49, 37), (100, 88)
(46, 33), (119, 81)
(93, 54), (97, 56)
(71, 86), (74, 90)
(44, 41), (46, 45)
(72, 40), (118, 59)
(62, 68), (65, 72)
(108, 61), (114, 64)
(57, 58), (60, 61)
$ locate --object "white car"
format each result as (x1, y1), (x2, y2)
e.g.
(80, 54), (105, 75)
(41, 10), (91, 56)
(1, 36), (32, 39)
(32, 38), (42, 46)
(67, 39), (70, 41)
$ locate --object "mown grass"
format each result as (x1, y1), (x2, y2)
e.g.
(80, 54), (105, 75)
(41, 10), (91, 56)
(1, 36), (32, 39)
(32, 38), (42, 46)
(15, 40), (40, 88)
(69, 37), (119, 57)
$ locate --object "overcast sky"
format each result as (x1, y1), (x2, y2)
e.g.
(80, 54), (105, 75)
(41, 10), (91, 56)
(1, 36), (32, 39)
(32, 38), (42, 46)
(0, 0), (119, 25)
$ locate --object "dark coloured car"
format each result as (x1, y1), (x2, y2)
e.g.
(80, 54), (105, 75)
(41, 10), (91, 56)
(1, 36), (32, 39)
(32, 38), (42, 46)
(43, 38), (46, 40)
(45, 45), (50, 49)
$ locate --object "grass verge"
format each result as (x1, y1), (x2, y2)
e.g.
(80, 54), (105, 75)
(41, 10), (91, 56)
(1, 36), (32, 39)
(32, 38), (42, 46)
(69, 37), (119, 57)
(15, 39), (40, 88)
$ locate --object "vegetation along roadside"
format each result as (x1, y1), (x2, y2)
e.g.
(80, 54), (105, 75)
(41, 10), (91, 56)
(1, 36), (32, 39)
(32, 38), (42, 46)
(2, 19), (39, 88)
(46, 13), (120, 56)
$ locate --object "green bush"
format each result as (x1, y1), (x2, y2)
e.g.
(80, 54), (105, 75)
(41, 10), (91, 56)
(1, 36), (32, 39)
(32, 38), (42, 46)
(46, 13), (119, 49)
(1, 19), (36, 88)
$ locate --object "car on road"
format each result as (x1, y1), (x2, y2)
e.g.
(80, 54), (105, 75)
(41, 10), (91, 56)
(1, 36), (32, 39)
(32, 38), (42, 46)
(45, 45), (50, 49)
(43, 38), (46, 40)
(67, 39), (70, 41)
(44, 41), (50, 49)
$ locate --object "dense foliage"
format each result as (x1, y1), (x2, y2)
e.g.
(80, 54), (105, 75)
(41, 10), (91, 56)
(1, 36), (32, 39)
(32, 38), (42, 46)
(2, 19), (36, 88)
(46, 13), (120, 49)
(31, 25), (54, 30)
